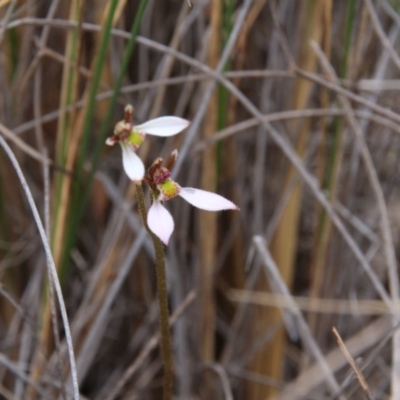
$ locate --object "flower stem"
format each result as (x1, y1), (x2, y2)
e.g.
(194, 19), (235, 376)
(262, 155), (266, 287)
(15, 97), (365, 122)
(135, 183), (173, 400)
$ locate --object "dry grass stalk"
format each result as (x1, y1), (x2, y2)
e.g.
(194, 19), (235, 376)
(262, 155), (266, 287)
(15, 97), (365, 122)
(253, 3), (328, 398)
(198, 0), (220, 366)
(332, 326), (373, 399)
(2, 2), (400, 399)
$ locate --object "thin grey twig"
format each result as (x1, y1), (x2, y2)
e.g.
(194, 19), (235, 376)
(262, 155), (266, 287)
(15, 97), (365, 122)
(201, 364), (234, 400)
(0, 135), (80, 400)
(126, 37), (394, 312)
(104, 290), (196, 400)
(365, 0), (400, 72)
(33, 42), (65, 396)
(73, 230), (146, 384)
(13, 71), (293, 136)
(294, 67), (400, 124)
(0, 353), (43, 396)
(277, 316), (393, 400)
(253, 235), (344, 400)
(0, 285), (27, 321)
(310, 39), (400, 399)
(1, 18), (395, 313)
(193, 108), (400, 152)
(0, 122), (52, 165)
(6, 17), (400, 126)
(0, 0), (16, 46)
(172, 0), (254, 174)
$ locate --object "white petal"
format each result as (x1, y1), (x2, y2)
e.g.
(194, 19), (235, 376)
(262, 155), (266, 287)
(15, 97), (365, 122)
(179, 188), (239, 211)
(147, 201), (174, 245)
(121, 144), (145, 181)
(135, 116), (190, 137)
(106, 136), (117, 146)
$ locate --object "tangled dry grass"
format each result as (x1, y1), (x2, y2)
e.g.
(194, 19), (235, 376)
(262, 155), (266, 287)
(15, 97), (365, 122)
(2, 0), (400, 399)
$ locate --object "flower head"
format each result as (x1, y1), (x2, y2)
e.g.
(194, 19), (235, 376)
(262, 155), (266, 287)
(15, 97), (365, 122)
(145, 151), (239, 245)
(106, 105), (190, 182)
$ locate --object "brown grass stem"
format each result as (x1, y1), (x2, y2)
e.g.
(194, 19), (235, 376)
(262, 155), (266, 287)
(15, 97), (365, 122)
(332, 327), (373, 399)
(5, 16), (400, 124)
(0, 134), (79, 400)
(127, 35), (395, 313)
(277, 316), (392, 400)
(135, 183), (173, 400)
(4, 4), (400, 398)
(105, 290), (196, 400)
(253, 235), (343, 400)
(310, 40), (400, 399)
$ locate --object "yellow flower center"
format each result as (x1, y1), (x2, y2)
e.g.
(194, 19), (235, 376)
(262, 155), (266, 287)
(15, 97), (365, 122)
(157, 178), (180, 201)
(127, 130), (145, 149)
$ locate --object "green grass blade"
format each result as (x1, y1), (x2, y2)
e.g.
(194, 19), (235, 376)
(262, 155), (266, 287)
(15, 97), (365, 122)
(61, 0), (148, 276)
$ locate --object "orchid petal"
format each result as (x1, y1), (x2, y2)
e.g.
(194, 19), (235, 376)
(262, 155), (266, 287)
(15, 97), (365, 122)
(121, 143), (145, 181)
(147, 201), (174, 245)
(179, 188), (239, 211)
(106, 136), (117, 146)
(135, 116), (189, 137)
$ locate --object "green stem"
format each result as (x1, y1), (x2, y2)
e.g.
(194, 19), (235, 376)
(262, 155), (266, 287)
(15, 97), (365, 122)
(135, 183), (173, 400)
(61, 0), (148, 278)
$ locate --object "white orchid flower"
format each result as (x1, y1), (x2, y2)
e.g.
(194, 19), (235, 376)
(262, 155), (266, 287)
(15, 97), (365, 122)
(106, 105), (190, 182)
(145, 152), (239, 245)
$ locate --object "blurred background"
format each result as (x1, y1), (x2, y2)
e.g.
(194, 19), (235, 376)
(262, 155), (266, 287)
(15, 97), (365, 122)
(2, 0), (400, 398)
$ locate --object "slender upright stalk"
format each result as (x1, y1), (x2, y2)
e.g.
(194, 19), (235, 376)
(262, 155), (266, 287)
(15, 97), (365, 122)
(135, 183), (173, 400)
(0, 135), (80, 400)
